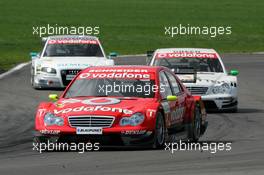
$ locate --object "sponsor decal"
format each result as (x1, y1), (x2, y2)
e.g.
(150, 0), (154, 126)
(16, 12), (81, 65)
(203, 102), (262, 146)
(57, 63), (91, 67)
(82, 98), (120, 105)
(156, 52), (218, 59)
(59, 98), (120, 106)
(147, 109), (156, 117)
(76, 127), (102, 135)
(89, 69), (149, 73)
(48, 39), (98, 45)
(66, 74), (76, 80)
(38, 109), (46, 116)
(178, 75), (195, 82)
(54, 105), (133, 115)
(121, 130), (146, 135)
(79, 72), (152, 79)
(40, 129), (60, 134)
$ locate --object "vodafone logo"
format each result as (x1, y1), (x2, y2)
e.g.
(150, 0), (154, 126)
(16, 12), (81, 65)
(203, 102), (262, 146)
(48, 39), (98, 45)
(79, 72), (151, 79)
(156, 52), (218, 59)
(53, 98), (133, 115)
(82, 98), (120, 105)
(54, 105), (133, 115)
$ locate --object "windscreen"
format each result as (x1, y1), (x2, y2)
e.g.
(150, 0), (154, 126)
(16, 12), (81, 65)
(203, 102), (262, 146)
(64, 78), (156, 98)
(43, 39), (104, 57)
(154, 57), (223, 73)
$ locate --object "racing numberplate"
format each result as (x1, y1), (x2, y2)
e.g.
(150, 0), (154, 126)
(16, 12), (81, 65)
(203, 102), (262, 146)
(76, 127), (103, 135)
(66, 74), (76, 80)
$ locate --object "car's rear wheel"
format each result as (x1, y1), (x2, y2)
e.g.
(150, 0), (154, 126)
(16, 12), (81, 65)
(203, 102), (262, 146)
(153, 112), (165, 149)
(188, 104), (201, 142)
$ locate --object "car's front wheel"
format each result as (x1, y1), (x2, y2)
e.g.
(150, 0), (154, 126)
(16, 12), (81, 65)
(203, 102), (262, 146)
(31, 68), (39, 89)
(228, 105), (238, 113)
(153, 112), (165, 149)
(32, 136), (48, 152)
(187, 104), (201, 142)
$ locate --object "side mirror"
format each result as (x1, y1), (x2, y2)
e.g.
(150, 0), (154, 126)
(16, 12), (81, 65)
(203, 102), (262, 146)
(109, 52), (118, 59)
(146, 50), (154, 65)
(167, 95), (177, 101)
(147, 50), (154, 58)
(49, 94), (58, 101)
(42, 37), (48, 46)
(30, 52), (39, 60)
(229, 69), (239, 76)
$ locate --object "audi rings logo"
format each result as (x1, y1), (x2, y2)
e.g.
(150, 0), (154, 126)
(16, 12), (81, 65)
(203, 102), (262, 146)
(82, 98), (120, 105)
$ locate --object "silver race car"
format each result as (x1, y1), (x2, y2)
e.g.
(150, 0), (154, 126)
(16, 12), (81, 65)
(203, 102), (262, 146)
(30, 35), (115, 89)
(149, 48), (239, 112)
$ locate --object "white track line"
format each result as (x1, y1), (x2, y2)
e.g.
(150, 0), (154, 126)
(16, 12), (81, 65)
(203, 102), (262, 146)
(0, 62), (31, 79)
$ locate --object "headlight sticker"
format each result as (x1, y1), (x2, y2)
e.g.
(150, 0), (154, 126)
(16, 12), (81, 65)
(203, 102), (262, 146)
(38, 109), (46, 116)
(147, 109), (156, 117)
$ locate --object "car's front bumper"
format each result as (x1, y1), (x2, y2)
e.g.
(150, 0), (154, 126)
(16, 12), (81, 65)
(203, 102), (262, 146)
(34, 128), (154, 146)
(34, 74), (64, 88)
(201, 94), (238, 111)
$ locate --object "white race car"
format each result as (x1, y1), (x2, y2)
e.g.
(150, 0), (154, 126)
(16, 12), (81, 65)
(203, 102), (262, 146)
(30, 35), (115, 89)
(149, 48), (239, 112)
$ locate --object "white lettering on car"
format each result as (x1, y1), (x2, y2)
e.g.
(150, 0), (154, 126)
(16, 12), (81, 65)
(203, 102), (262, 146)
(53, 105), (133, 115)
(79, 72), (151, 79)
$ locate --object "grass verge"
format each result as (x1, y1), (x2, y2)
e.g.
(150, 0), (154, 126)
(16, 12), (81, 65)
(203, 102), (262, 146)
(0, 0), (263, 70)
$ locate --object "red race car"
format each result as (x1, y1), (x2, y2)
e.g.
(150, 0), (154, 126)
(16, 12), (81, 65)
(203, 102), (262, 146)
(34, 66), (207, 148)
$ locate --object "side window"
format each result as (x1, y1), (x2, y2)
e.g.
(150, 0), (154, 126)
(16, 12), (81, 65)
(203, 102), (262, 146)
(159, 71), (172, 99)
(165, 71), (181, 95)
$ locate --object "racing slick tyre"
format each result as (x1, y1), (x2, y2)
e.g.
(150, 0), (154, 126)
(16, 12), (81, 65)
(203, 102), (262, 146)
(152, 112), (166, 149)
(33, 136), (49, 152)
(228, 106), (238, 113)
(33, 136), (47, 144)
(33, 136), (60, 152)
(187, 104), (201, 142)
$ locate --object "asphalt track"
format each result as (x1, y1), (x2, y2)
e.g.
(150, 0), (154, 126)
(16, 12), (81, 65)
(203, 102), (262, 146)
(0, 54), (264, 175)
